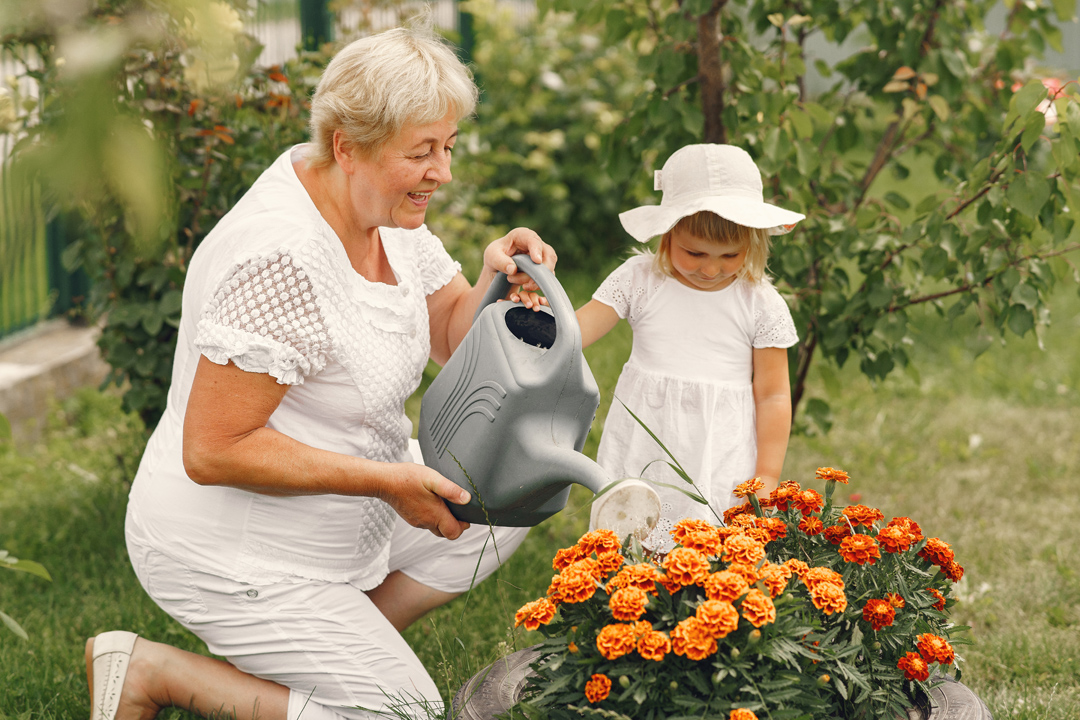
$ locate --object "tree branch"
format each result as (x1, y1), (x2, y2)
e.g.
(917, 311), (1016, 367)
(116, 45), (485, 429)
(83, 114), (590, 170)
(697, 0), (728, 143)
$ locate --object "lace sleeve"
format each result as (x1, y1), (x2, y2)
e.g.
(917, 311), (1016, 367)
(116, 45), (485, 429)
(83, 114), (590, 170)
(413, 225), (462, 296)
(752, 283), (799, 349)
(195, 251), (330, 384)
(592, 256), (654, 321)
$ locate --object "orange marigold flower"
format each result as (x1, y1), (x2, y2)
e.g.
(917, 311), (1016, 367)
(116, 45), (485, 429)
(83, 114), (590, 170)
(942, 560), (964, 583)
(734, 477), (765, 497)
(609, 586), (649, 621)
(609, 563), (660, 595)
(632, 620), (652, 638)
(596, 623), (638, 660)
(862, 599), (896, 631)
(916, 633), (955, 665)
(578, 528), (622, 557)
(740, 588), (777, 627)
(729, 709), (759, 720)
(657, 573), (683, 595)
(715, 525), (742, 543)
(596, 551), (625, 576)
(557, 561), (600, 603)
(888, 516), (924, 543)
(759, 562), (792, 598)
(568, 641), (578, 653)
(722, 535), (766, 566)
(897, 652), (930, 682)
(703, 570), (750, 602)
(584, 673), (612, 703)
(839, 534), (881, 565)
(742, 527), (773, 545)
(799, 516), (825, 536)
(824, 524), (853, 545)
(670, 617), (718, 660)
(784, 558), (810, 579)
(662, 547), (712, 586)
(876, 525), (913, 554)
(816, 467), (850, 484)
(726, 562), (760, 584)
(681, 528), (723, 556)
(514, 598), (556, 631)
(918, 538), (955, 567)
(637, 629), (671, 661)
(768, 480), (801, 511)
(757, 517), (788, 541)
(723, 501), (755, 524)
(803, 566), (844, 591)
(927, 587), (947, 611)
(808, 581), (848, 615)
(552, 545), (585, 571)
(842, 504), (885, 528)
(730, 513), (759, 528)
(792, 488), (825, 516)
(671, 518), (715, 543)
(696, 599), (740, 638)
(886, 592), (906, 609)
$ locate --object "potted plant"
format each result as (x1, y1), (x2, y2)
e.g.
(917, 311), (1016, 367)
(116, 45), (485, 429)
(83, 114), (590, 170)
(454, 468), (992, 720)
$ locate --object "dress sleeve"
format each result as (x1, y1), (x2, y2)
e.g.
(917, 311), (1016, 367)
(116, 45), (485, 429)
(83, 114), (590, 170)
(592, 256), (653, 321)
(194, 251), (331, 385)
(753, 283), (799, 349)
(413, 225), (462, 296)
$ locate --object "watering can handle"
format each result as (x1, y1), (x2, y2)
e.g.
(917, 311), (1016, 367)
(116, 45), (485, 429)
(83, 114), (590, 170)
(474, 253), (581, 357)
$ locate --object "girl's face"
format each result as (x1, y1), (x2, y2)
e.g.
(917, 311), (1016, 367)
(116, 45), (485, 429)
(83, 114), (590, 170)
(667, 226), (747, 291)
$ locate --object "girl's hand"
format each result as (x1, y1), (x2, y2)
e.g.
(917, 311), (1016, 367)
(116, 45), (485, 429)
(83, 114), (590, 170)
(508, 289), (549, 311)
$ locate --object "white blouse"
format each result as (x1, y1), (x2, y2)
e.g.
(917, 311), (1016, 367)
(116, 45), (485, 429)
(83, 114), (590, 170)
(126, 145), (460, 590)
(592, 255), (797, 551)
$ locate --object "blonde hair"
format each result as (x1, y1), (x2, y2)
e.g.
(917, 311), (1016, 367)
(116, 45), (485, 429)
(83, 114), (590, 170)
(307, 22), (478, 167)
(645, 212), (772, 284)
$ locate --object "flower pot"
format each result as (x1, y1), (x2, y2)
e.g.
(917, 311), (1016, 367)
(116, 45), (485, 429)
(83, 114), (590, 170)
(451, 646), (995, 720)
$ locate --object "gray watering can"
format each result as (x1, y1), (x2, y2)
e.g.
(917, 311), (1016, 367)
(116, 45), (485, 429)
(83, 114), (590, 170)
(418, 255), (659, 536)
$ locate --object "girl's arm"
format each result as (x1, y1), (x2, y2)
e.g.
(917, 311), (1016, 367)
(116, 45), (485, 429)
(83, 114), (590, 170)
(576, 299), (620, 348)
(751, 346), (792, 497)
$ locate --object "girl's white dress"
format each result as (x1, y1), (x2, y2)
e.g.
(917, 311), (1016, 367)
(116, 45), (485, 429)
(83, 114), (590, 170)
(592, 254), (798, 551)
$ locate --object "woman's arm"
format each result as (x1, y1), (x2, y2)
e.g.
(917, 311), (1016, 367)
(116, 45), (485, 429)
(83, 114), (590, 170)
(576, 300), (620, 349)
(751, 346), (792, 498)
(426, 227), (557, 365)
(182, 356), (472, 539)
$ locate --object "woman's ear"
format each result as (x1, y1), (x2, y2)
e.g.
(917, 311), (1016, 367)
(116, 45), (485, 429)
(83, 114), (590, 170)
(332, 130), (356, 174)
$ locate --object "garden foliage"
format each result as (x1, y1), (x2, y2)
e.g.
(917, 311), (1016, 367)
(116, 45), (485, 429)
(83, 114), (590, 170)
(545, 0), (1080, 432)
(514, 470), (967, 720)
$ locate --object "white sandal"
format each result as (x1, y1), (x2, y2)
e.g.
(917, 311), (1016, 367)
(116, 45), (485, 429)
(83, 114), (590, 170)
(89, 631), (138, 720)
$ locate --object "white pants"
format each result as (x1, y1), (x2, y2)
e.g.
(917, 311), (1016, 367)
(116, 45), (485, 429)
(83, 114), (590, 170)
(128, 518), (530, 720)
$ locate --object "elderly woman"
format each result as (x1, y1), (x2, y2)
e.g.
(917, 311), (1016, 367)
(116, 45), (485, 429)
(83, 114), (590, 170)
(85, 23), (556, 720)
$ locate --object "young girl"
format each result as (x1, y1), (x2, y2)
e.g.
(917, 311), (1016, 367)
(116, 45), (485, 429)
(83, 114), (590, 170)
(576, 144), (804, 552)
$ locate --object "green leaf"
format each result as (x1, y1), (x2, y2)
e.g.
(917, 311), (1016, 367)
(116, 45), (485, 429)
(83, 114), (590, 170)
(884, 192), (910, 210)
(0, 610), (29, 640)
(1006, 173), (1050, 217)
(1007, 305), (1035, 336)
(159, 289), (184, 316)
(1008, 80), (1050, 127)
(4, 558), (52, 581)
(927, 95), (950, 121)
(1021, 111), (1046, 151)
(1052, 0), (1077, 20)
(1010, 282), (1039, 310)
(789, 107), (814, 140)
(922, 246), (948, 277)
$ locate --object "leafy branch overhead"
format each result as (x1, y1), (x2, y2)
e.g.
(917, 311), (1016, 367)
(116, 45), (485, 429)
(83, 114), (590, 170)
(547, 0), (1080, 432)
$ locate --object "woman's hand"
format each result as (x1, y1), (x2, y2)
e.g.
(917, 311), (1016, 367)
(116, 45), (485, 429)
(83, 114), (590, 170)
(483, 227), (558, 291)
(380, 463), (472, 540)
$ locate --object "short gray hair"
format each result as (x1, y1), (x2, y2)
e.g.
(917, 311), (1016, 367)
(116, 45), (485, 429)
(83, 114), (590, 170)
(307, 23), (478, 167)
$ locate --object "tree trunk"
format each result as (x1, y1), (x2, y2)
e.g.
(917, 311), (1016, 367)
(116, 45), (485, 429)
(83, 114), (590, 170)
(697, 1), (727, 144)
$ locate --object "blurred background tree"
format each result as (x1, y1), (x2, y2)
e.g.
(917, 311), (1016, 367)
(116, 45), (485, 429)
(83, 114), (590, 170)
(545, 0), (1080, 432)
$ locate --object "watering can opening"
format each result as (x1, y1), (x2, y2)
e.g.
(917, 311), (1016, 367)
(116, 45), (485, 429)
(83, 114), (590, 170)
(503, 306), (556, 350)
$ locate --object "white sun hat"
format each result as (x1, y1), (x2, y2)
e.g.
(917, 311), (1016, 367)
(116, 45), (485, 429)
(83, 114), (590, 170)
(618, 144), (805, 242)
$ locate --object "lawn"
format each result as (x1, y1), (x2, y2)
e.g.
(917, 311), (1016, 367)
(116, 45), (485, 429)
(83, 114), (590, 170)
(1, 273), (1078, 719)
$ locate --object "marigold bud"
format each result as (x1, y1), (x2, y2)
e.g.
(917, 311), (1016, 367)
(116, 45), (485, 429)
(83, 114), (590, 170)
(670, 681), (679, 691)
(748, 629), (762, 644)
(817, 674), (831, 686)
(730, 647), (741, 659)
(619, 675), (630, 688)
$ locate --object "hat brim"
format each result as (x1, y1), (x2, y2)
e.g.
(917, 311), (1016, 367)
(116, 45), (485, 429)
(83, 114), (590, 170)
(619, 196), (805, 242)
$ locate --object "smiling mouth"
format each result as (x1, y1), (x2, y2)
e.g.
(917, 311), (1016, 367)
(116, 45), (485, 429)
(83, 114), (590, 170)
(408, 190), (433, 201)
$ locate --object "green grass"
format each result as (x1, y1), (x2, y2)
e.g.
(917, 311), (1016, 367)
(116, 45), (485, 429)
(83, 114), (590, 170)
(2, 276), (1079, 719)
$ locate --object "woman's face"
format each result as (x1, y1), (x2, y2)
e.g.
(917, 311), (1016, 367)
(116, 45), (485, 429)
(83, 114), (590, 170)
(667, 226), (747, 291)
(350, 112), (458, 231)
